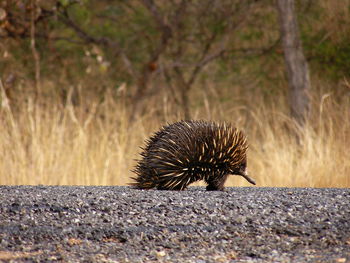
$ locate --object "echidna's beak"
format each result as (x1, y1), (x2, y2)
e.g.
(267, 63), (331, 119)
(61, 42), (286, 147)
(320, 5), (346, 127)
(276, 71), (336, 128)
(240, 169), (256, 185)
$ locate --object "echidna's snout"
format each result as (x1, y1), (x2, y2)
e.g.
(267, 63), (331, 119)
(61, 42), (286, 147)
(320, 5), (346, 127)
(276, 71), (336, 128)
(237, 167), (256, 185)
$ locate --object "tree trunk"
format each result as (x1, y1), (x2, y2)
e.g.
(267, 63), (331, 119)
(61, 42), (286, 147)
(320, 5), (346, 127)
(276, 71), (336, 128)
(277, 0), (310, 127)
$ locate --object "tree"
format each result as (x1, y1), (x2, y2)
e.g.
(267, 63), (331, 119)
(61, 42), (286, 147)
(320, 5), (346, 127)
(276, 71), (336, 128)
(1, 0), (279, 121)
(277, 0), (311, 127)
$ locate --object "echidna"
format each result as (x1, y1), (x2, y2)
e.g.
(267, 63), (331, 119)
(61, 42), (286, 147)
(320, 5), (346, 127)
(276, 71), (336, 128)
(131, 120), (256, 191)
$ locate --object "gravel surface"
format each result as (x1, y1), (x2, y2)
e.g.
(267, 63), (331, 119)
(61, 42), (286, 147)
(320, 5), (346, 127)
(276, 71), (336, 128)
(0, 186), (349, 263)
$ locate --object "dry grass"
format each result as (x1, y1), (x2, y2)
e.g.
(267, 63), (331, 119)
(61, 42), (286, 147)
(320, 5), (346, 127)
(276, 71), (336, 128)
(246, 94), (350, 188)
(0, 80), (349, 188)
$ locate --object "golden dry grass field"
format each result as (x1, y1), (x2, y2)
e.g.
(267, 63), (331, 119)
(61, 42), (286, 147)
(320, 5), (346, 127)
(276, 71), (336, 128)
(1, 79), (349, 188)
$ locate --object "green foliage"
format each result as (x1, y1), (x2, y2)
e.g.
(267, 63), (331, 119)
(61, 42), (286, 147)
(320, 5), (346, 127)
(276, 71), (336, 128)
(305, 34), (350, 79)
(2, 0), (350, 98)
(298, 1), (350, 79)
(68, 3), (91, 26)
(238, 29), (264, 42)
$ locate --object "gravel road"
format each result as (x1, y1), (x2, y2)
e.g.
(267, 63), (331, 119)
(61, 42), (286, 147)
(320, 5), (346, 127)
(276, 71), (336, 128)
(0, 186), (349, 263)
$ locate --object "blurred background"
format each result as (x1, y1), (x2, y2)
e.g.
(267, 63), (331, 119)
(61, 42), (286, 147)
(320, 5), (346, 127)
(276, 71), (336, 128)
(0, 0), (349, 187)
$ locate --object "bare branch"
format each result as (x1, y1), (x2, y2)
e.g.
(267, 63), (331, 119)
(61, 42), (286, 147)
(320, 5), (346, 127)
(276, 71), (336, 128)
(58, 10), (106, 45)
(56, 8), (136, 79)
(141, 0), (172, 61)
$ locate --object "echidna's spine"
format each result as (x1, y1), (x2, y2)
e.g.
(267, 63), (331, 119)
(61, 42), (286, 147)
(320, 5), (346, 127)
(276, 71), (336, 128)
(131, 120), (254, 191)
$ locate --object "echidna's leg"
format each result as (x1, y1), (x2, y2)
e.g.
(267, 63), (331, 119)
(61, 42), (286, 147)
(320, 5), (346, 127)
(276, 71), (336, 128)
(206, 184), (223, 191)
(205, 174), (228, 191)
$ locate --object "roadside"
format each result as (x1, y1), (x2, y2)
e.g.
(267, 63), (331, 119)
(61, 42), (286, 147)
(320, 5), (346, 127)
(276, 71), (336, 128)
(0, 186), (349, 262)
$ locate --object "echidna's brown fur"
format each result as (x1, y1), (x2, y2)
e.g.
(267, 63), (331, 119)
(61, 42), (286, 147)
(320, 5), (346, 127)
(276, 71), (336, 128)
(131, 120), (255, 191)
